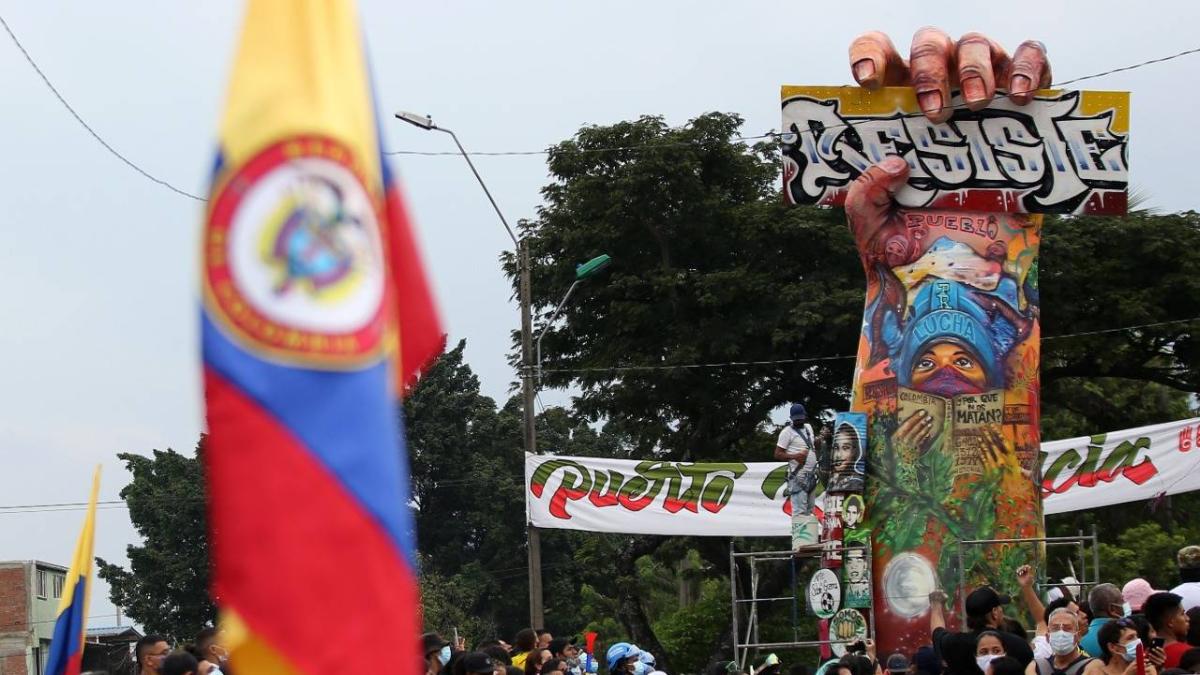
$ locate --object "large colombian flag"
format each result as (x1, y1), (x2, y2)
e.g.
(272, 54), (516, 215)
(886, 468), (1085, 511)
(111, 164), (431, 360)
(43, 467), (101, 675)
(201, 1), (442, 672)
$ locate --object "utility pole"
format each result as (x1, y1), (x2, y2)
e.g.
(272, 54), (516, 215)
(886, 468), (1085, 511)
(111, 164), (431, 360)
(520, 240), (544, 630)
(393, 110), (547, 629)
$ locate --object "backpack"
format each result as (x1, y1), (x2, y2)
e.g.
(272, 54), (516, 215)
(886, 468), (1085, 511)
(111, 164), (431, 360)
(1033, 655), (1094, 675)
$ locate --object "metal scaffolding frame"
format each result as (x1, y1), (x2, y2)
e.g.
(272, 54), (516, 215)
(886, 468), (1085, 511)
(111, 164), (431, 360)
(730, 527), (1100, 670)
(954, 525), (1100, 621)
(729, 543), (875, 672)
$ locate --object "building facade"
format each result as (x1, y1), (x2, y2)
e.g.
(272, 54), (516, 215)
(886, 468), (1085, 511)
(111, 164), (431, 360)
(0, 561), (69, 675)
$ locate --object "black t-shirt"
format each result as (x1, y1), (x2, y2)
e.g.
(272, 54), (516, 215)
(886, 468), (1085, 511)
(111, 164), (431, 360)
(933, 626), (1034, 675)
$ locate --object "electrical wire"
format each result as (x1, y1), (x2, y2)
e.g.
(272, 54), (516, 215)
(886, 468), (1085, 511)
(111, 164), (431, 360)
(541, 316), (1200, 375)
(2, 7), (1196, 193)
(0, 13), (205, 201)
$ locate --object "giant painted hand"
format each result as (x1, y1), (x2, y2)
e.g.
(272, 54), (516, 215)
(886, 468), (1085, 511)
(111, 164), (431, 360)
(840, 29), (1051, 656)
(848, 28), (1051, 121)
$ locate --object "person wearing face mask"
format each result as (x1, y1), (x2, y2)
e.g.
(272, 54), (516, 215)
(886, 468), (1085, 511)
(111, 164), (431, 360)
(423, 632), (453, 675)
(195, 627), (232, 675)
(1027, 608), (1103, 675)
(1083, 584), (1129, 657)
(606, 643), (643, 675)
(975, 631), (1008, 674)
(1097, 618), (1159, 675)
(930, 586), (1034, 675)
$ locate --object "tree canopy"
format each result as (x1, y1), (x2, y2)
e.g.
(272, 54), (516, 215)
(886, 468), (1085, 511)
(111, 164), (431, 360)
(97, 442), (214, 642)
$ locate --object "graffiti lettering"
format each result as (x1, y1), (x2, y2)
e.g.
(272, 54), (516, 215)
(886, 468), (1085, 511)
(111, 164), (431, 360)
(781, 91), (1128, 215)
(1039, 433), (1158, 496)
(529, 460), (748, 520)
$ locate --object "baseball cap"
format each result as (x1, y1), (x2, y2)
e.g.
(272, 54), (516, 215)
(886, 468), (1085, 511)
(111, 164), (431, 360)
(1122, 578), (1162, 612)
(886, 653), (911, 674)
(790, 403), (807, 420)
(1178, 545), (1200, 570)
(460, 652), (497, 674)
(548, 637), (577, 656)
(965, 586), (1010, 617)
(422, 632), (450, 656)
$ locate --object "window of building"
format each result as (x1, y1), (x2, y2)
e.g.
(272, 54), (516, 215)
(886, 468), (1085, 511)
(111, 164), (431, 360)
(36, 569), (47, 598)
(52, 573), (64, 599)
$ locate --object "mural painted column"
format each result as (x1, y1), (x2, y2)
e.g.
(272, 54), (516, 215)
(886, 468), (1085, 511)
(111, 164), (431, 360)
(846, 169), (1044, 653)
(780, 86), (1129, 655)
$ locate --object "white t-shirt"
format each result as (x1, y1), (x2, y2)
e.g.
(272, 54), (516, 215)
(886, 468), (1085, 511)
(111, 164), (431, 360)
(1031, 634), (1052, 660)
(778, 423), (817, 474)
(1171, 581), (1200, 611)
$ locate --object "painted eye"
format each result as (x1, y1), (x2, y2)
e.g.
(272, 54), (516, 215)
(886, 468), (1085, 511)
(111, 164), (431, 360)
(954, 356), (975, 369)
(916, 357), (935, 371)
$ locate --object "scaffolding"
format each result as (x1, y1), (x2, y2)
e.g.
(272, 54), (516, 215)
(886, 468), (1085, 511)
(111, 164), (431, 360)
(730, 527), (1100, 671)
(729, 543), (875, 672)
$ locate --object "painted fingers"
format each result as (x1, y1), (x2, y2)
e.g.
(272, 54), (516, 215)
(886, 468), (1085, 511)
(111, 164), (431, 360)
(848, 29), (1052, 121)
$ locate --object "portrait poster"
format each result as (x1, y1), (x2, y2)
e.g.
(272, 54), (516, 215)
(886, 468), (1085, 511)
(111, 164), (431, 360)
(844, 546), (872, 609)
(830, 412), (868, 493)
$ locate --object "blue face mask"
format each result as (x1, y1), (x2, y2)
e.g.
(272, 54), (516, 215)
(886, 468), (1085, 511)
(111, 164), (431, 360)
(1122, 602), (1133, 617)
(1123, 640), (1141, 663)
(438, 645), (452, 666)
(633, 662), (649, 675)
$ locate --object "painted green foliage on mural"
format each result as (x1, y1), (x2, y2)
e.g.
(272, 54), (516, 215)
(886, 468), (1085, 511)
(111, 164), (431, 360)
(868, 410), (1021, 596)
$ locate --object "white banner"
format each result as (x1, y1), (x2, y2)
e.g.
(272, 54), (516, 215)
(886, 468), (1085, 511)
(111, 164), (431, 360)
(1040, 417), (1200, 514)
(525, 418), (1200, 535)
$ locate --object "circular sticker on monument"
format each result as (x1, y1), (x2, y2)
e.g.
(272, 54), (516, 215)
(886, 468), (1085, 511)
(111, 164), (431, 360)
(829, 608), (868, 657)
(808, 568), (842, 619)
(204, 136), (388, 369)
(883, 552), (937, 618)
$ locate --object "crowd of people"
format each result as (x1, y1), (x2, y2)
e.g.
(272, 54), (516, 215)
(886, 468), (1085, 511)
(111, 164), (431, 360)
(418, 545), (1200, 675)
(419, 627), (661, 675)
(706, 545), (1200, 675)
(76, 544), (1200, 675)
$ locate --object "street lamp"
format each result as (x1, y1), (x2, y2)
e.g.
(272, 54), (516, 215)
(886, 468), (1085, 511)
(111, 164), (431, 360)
(536, 254), (612, 385)
(394, 110), (543, 629)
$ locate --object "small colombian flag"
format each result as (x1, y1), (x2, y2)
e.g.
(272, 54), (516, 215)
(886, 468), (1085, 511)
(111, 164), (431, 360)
(43, 467), (101, 675)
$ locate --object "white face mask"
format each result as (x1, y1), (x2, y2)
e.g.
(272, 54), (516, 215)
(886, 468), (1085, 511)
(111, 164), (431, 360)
(1123, 640), (1141, 663)
(1050, 630), (1077, 656)
(1122, 602), (1133, 617)
(976, 655), (997, 672)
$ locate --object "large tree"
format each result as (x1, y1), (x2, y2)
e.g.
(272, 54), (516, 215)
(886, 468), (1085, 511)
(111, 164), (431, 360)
(97, 442), (214, 642)
(509, 112), (863, 461)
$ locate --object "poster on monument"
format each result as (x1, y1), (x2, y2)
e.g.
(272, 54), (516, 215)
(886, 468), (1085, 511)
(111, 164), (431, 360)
(829, 412), (868, 493)
(781, 84), (1130, 655)
(844, 546), (872, 609)
(820, 493), (845, 567)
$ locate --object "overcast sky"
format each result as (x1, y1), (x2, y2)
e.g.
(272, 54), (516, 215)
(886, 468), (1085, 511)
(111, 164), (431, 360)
(2, 0), (1198, 632)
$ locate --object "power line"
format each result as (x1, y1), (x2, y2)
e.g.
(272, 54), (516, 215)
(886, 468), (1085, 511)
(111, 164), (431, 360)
(0, 13), (204, 202)
(541, 316), (1200, 375)
(0, 9), (1195, 193)
(1052, 45), (1200, 87)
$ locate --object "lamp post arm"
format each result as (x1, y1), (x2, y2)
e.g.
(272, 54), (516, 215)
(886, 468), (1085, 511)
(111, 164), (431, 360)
(433, 126), (519, 248)
(535, 279), (581, 387)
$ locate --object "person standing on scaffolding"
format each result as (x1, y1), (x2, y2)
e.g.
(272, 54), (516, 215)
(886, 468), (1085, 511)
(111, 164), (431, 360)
(775, 402), (829, 550)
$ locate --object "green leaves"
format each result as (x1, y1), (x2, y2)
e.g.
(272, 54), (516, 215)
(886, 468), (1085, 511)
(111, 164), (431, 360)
(96, 441), (215, 642)
(512, 112), (861, 460)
